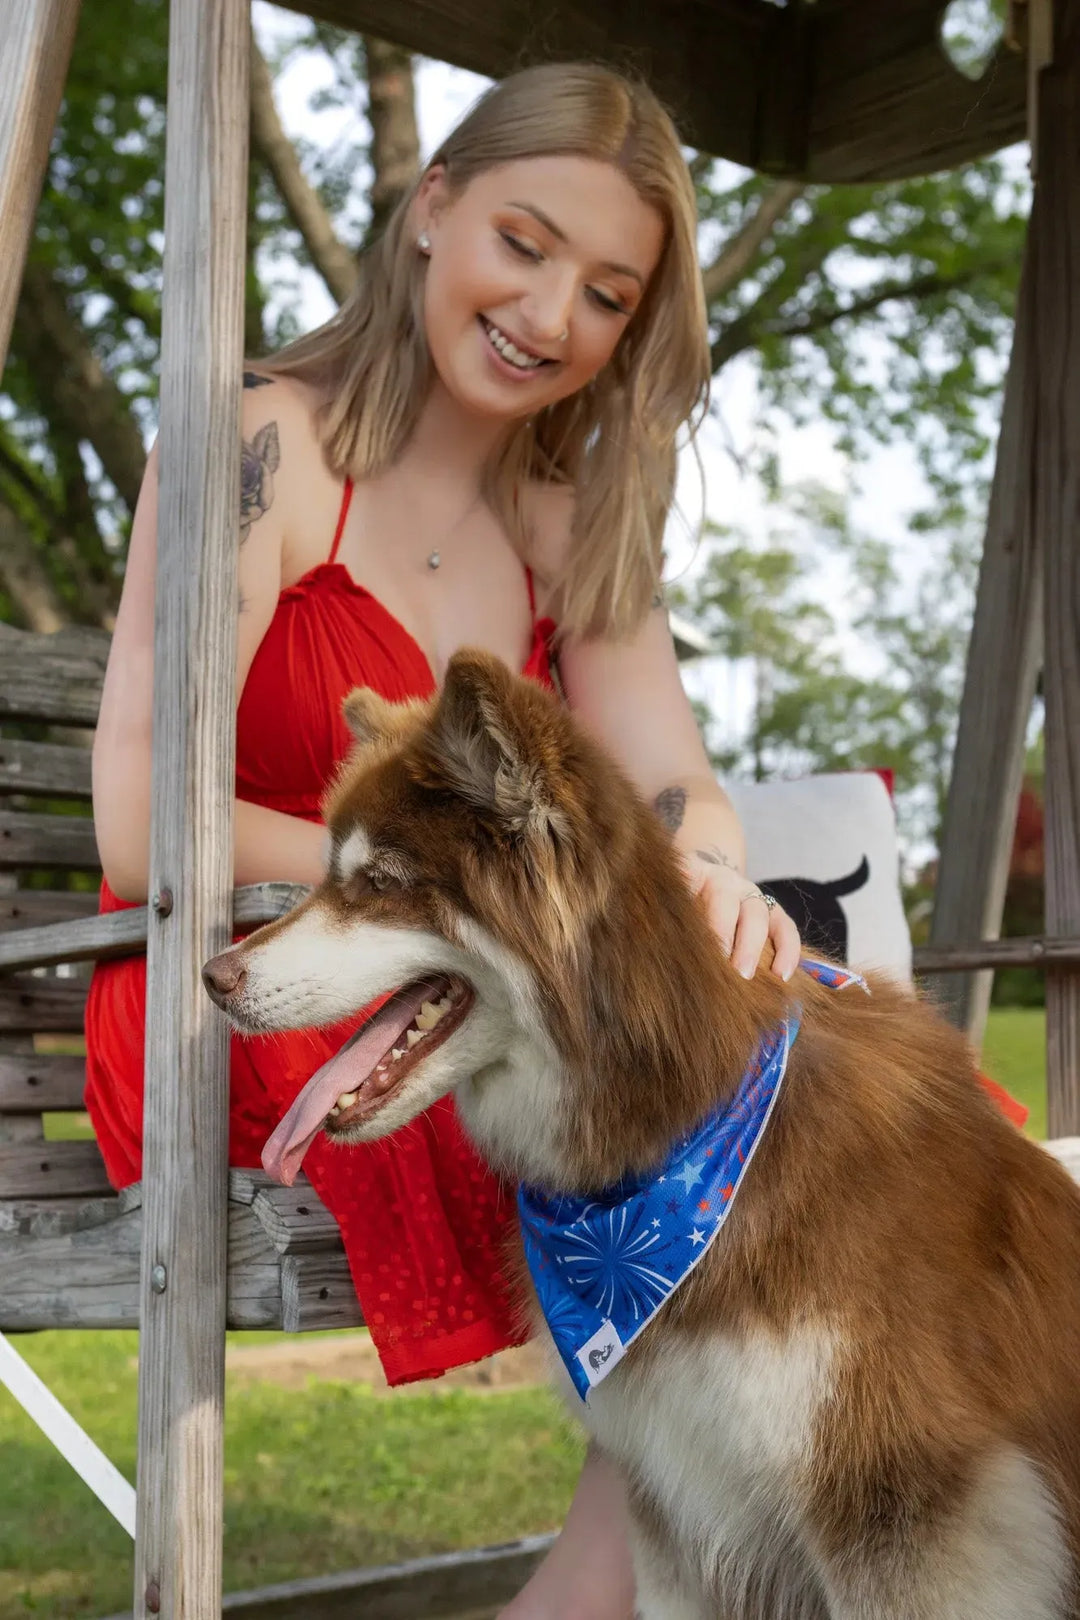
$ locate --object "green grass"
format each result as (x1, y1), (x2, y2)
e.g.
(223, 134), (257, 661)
(982, 1006), (1047, 1139)
(0, 1331), (583, 1619)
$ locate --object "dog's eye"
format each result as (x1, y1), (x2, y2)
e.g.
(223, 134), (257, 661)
(369, 869), (394, 892)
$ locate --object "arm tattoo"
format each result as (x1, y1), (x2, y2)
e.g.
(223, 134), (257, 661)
(651, 586), (666, 611)
(653, 785), (687, 833)
(243, 370), (274, 389)
(240, 420), (280, 543)
(695, 845), (739, 871)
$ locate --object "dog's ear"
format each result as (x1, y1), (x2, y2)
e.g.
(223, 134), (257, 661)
(425, 651), (559, 837)
(342, 687), (422, 749)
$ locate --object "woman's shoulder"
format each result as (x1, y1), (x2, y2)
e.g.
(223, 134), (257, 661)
(240, 367), (343, 564)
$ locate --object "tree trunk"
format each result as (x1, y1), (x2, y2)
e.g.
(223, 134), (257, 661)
(15, 260), (146, 512)
(363, 36), (419, 244)
(0, 500), (67, 631)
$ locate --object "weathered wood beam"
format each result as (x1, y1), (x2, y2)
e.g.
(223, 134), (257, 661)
(100, 1536), (557, 1620)
(0, 0), (81, 372)
(275, 0), (1025, 180)
(0, 881), (306, 972)
(1032, 0), (1080, 1137)
(914, 935), (1080, 974)
(134, 0), (249, 1613)
(926, 226), (1041, 1047)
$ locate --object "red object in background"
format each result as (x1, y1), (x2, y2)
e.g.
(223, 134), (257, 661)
(978, 1072), (1029, 1129)
(872, 767), (895, 799)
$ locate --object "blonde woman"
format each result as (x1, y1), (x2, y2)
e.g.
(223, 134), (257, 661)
(87, 63), (800, 1617)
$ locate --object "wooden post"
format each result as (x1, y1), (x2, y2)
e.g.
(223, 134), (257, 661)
(133, 0), (249, 1614)
(1032, 0), (1080, 1136)
(0, 0), (82, 372)
(926, 234), (1042, 1047)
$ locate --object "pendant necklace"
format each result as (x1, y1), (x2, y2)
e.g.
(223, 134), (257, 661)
(425, 490), (483, 573)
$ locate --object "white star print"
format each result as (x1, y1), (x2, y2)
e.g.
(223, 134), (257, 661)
(690, 1228), (706, 1246)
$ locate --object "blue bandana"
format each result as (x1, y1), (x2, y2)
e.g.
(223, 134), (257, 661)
(518, 958), (867, 1401)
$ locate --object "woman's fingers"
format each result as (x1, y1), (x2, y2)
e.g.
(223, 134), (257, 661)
(729, 892), (771, 979)
(702, 874), (742, 959)
(768, 905), (802, 981)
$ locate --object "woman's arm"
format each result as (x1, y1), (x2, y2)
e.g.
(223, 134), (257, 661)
(92, 379), (326, 900)
(557, 602), (801, 980)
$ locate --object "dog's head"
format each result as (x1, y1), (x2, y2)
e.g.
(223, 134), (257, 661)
(202, 651), (671, 1186)
(204, 651), (773, 1190)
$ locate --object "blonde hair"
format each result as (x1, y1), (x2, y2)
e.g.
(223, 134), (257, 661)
(267, 62), (710, 639)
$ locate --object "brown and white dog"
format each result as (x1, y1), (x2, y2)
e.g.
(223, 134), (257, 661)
(203, 651), (1080, 1620)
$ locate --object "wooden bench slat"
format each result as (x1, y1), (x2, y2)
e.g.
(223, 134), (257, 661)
(0, 890), (100, 929)
(0, 881), (306, 972)
(0, 972), (89, 1032)
(0, 623), (108, 726)
(0, 1182), (353, 1332)
(0, 737), (93, 799)
(0, 809), (100, 871)
(0, 1137), (111, 1198)
(0, 1053), (85, 1112)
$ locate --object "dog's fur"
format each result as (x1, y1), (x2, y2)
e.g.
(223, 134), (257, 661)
(204, 652), (1080, 1619)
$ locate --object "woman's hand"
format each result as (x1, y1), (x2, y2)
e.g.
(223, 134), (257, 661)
(680, 845), (801, 982)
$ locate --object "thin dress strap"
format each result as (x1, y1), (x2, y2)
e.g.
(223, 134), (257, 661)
(524, 564), (537, 620)
(328, 477), (354, 564)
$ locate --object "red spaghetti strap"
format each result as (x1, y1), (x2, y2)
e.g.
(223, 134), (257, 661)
(524, 564), (537, 619)
(328, 477), (354, 564)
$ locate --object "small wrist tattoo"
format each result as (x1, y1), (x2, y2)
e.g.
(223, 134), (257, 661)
(653, 785), (687, 833)
(695, 845), (739, 871)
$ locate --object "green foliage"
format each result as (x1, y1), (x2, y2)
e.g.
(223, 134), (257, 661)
(700, 157), (1026, 519)
(0, 1330), (582, 1617)
(672, 487), (980, 853)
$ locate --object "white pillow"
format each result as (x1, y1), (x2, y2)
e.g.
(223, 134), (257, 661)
(723, 772), (913, 986)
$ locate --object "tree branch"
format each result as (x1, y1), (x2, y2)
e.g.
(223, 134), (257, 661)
(15, 261), (147, 511)
(701, 181), (805, 304)
(249, 25), (359, 306)
(710, 258), (1010, 372)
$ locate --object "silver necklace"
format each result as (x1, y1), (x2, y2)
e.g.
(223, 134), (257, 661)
(425, 490), (484, 572)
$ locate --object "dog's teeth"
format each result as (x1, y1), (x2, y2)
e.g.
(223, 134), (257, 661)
(436, 995), (453, 1012)
(391, 1048), (404, 1061)
(406, 1028), (423, 1048)
(416, 1001), (443, 1030)
(336, 1090), (358, 1110)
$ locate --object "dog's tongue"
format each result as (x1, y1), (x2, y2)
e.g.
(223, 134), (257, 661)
(262, 980), (443, 1186)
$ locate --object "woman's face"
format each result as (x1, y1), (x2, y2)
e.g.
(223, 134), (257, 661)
(416, 155), (666, 421)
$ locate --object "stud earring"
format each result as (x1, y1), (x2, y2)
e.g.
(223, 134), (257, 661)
(418, 231), (431, 254)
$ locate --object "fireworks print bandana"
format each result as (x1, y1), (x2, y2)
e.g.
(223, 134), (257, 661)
(518, 958), (867, 1402)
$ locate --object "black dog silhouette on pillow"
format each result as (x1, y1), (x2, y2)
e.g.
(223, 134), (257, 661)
(759, 856), (870, 964)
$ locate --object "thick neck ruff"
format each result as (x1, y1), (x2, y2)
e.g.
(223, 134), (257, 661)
(518, 959), (867, 1401)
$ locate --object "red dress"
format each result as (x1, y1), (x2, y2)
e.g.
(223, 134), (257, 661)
(84, 479), (555, 1384)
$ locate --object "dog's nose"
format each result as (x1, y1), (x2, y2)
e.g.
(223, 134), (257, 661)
(202, 951), (247, 1005)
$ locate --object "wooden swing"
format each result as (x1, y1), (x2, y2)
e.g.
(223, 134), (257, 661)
(1, 0), (1078, 1615)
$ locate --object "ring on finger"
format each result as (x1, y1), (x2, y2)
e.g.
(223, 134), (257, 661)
(745, 888), (778, 912)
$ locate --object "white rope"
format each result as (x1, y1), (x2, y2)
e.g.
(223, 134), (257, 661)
(0, 1330), (136, 1537)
